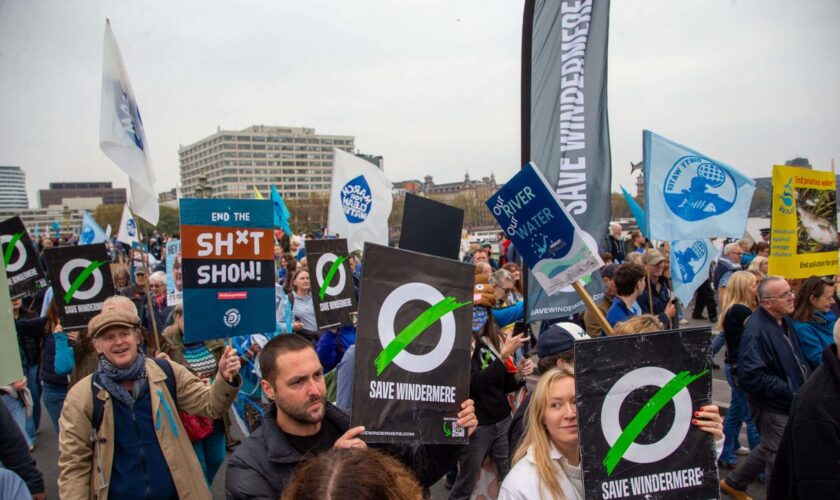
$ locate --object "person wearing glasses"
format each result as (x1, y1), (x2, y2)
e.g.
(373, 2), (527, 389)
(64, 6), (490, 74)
(713, 243), (743, 304)
(720, 276), (811, 500)
(141, 271), (173, 333)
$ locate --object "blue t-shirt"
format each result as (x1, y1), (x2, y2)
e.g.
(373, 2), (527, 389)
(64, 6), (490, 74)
(606, 298), (641, 327)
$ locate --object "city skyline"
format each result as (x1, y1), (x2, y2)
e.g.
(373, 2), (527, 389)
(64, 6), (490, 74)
(1, 1), (837, 207)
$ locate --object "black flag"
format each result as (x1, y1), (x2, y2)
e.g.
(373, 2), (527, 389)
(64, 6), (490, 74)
(398, 194), (464, 260)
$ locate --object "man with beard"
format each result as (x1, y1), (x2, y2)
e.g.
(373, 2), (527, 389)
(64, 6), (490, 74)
(225, 334), (479, 499)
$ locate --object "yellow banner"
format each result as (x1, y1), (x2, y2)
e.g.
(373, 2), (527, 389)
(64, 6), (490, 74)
(769, 165), (839, 278)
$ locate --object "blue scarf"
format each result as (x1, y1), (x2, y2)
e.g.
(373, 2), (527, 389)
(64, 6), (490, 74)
(97, 352), (148, 408)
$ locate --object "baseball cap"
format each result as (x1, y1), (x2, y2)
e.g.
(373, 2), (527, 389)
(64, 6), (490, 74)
(536, 322), (590, 358)
(88, 308), (141, 338)
(601, 263), (619, 279)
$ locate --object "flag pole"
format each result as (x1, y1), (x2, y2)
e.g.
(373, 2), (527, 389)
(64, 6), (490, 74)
(572, 281), (613, 335)
(133, 211), (161, 353)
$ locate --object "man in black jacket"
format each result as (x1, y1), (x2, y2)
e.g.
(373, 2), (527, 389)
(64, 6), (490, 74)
(225, 334), (478, 499)
(768, 340), (840, 499)
(0, 402), (45, 499)
(721, 276), (810, 500)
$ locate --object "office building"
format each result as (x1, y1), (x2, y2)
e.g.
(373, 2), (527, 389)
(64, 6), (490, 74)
(179, 125), (355, 199)
(39, 182), (126, 208)
(0, 166), (28, 209)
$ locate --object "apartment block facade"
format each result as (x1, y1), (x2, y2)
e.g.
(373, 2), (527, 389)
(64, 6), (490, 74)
(179, 125), (355, 200)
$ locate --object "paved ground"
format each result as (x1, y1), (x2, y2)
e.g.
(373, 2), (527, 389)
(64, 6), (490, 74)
(30, 316), (766, 499)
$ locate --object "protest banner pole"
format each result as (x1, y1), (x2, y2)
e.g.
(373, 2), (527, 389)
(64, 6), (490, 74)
(136, 223), (161, 353)
(572, 281), (613, 335)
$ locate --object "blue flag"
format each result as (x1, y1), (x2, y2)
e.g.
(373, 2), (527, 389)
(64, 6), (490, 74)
(79, 211), (107, 245)
(670, 239), (719, 305)
(643, 130), (755, 240)
(620, 185), (647, 237)
(270, 186), (292, 235)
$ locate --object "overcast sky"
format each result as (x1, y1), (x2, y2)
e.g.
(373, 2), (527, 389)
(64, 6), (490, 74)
(1, 0), (837, 207)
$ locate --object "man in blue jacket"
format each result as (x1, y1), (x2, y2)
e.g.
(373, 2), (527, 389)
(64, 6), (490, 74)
(720, 276), (811, 500)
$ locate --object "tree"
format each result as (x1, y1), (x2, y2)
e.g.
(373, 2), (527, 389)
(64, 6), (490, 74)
(93, 204), (180, 237)
(749, 188), (771, 216)
(611, 193), (630, 219)
(285, 194), (329, 233)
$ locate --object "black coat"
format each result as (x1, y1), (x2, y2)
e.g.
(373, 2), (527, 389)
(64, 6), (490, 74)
(768, 345), (840, 499)
(738, 307), (810, 415)
(225, 403), (461, 499)
(638, 275), (673, 328)
(0, 402), (44, 495)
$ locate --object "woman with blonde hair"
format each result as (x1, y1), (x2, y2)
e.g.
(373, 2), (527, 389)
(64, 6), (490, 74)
(612, 314), (664, 335)
(747, 256), (768, 278)
(500, 368), (723, 499)
(717, 271), (761, 470)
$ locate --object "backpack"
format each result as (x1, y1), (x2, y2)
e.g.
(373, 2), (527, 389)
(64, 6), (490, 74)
(91, 357), (176, 433)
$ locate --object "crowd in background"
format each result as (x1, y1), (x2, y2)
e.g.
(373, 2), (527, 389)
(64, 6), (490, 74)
(0, 224), (835, 499)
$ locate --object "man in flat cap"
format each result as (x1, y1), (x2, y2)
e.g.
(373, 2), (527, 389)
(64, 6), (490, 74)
(57, 307), (241, 499)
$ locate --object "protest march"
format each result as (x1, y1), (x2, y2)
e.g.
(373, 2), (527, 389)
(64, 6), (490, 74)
(1, 2), (837, 500)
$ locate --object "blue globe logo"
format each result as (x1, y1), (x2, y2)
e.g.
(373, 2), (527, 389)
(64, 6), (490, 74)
(696, 162), (726, 188)
(663, 156), (737, 222)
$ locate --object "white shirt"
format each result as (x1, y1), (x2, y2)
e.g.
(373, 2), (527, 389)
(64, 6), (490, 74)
(499, 445), (584, 500)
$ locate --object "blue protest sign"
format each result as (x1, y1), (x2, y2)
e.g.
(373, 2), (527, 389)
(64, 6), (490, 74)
(487, 163), (603, 295)
(179, 199), (275, 342)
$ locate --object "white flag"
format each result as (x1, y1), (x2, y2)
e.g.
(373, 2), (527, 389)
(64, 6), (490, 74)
(99, 20), (158, 225)
(328, 148), (393, 252)
(116, 204), (139, 247)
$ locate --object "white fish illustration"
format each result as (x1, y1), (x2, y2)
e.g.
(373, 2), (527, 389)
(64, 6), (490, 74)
(797, 205), (836, 245)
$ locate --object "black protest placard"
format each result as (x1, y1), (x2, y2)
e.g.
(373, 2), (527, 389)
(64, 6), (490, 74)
(44, 244), (115, 329)
(0, 216), (47, 298)
(305, 239), (356, 329)
(575, 328), (718, 500)
(351, 243), (473, 444)
(398, 193), (464, 260)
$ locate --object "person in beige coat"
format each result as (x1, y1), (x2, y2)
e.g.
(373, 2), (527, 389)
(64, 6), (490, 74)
(57, 307), (241, 499)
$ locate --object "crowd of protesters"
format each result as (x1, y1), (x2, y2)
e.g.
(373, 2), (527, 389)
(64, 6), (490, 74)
(0, 224), (835, 499)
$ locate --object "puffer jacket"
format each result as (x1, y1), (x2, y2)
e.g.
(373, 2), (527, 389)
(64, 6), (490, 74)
(58, 357), (241, 499)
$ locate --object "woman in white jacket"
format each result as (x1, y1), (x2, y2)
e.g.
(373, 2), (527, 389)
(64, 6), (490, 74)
(499, 367), (724, 500)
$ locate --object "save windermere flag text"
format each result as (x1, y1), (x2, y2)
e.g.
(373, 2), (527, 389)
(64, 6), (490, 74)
(305, 238), (357, 329)
(575, 328), (718, 499)
(523, 0), (611, 321)
(44, 244), (115, 330)
(352, 244), (473, 444)
(179, 198), (275, 342)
